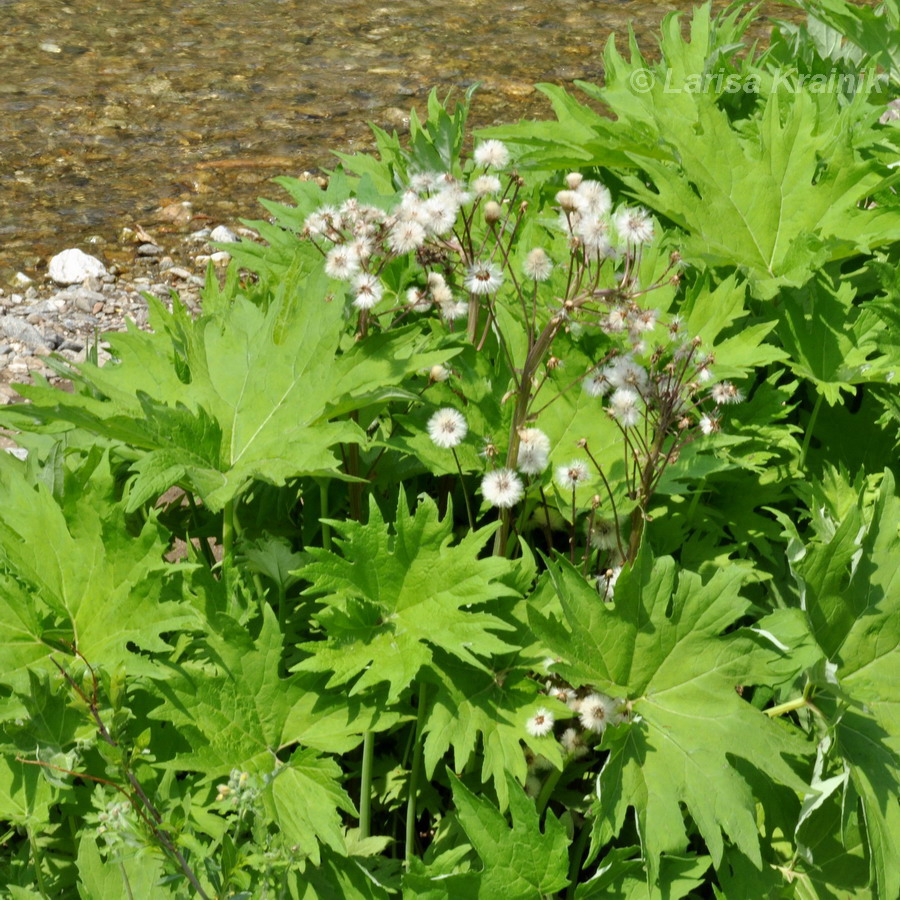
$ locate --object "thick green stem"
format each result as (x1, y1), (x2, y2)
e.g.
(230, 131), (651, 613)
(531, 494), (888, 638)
(799, 392), (823, 471)
(405, 682), (428, 866)
(765, 696), (809, 718)
(319, 479), (332, 552)
(359, 730), (375, 839)
(535, 767), (563, 815)
(565, 818), (593, 899)
(222, 499), (235, 566)
(27, 826), (50, 900)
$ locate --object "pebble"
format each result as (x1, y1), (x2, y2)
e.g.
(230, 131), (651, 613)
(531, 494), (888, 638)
(209, 225), (238, 243)
(0, 315), (50, 350)
(1, 221), (252, 435)
(48, 248), (108, 285)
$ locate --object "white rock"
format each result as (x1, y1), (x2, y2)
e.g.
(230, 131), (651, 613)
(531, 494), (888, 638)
(210, 251), (231, 264)
(12, 272), (33, 287)
(48, 249), (107, 285)
(209, 225), (238, 244)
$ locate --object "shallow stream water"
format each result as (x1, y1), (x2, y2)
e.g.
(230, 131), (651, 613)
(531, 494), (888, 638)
(1, 0), (800, 280)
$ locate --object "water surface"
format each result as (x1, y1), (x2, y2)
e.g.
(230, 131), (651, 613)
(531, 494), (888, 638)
(0, 0), (800, 280)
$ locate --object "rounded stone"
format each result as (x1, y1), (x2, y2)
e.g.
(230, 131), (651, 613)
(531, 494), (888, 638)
(48, 249), (108, 285)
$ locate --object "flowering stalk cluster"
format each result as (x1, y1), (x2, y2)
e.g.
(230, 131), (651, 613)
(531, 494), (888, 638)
(303, 140), (744, 586)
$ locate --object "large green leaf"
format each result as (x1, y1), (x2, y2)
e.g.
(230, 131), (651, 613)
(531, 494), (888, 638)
(532, 551), (810, 884)
(294, 495), (519, 701)
(422, 651), (565, 809)
(150, 606), (381, 772)
(5, 269), (454, 512)
(450, 773), (570, 899)
(0, 453), (194, 689)
(776, 470), (900, 900)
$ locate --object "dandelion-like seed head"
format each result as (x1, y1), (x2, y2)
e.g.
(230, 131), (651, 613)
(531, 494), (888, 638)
(583, 369), (611, 398)
(555, 189), (587, 214)
(614, 206), (655, 245)
(324, 244), (361, 281)
(579, 693), (617, 734)
(699, 413), (720, 435)
(464, 261), (504, 295)
(423, 194), (459, 235)
(588, 517), (618, 550)
(427, 408), (468, 449)
(406, 287), (431, 312)
(387, 220), (426, 255)
(473, 139), (510, 169)
(516, 427), (551, 475)
(440, 298), (469, 321)
(481, 468), (524, 508)
(472, 174), (502, 196)
(556, 460), (590, 490)
(351, 273), (383, 310)
(409, 171), (442, 193)
(523, 247), (553, 282)
(711, 381), (743, 405)
(576, 179), (613, 216)
(609, 387), (642, 427)
(565, 172), (583, 189)
(560, 727), (589, 758)
(525, 707), (555, 738)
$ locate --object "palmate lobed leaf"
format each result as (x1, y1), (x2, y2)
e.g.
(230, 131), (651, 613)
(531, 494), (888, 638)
(421, 651), (565, 810)
(620, 89), (900, 299)
(532, 550), (811, 886)
(294, 495), (520, 701)
(148, 606), (373, 864)
(5, 267), (456, 513)
(449, 773), (570, 899)
(0, 452), (195, 689)
(775, 469), (900, 900)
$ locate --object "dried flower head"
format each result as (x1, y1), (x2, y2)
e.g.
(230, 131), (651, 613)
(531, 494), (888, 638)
(517, 427), (551, 475)
(427, 408), (468, 449)
(481, 468), (524, 508)
(473, 139), (510, 169)
(465, 261), (504, 295)
(525, 707), (555, 738)
(556, 460), (590, 490)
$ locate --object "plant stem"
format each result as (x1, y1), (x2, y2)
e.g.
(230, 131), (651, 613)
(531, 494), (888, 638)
(799, 392), (823, 471)
(222, 498), (235, 572)
(359, 730), (375, 839)
(451, 447), (475, 530)
(319, 479), (332, 552)
(27, 826), (50, 900)
(535, 767), (563, 815)
(405, 681), (428, 866)
(565, 818), (592, 899)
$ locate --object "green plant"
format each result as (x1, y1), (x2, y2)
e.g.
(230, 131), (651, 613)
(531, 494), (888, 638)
(0, 4), (897, 898)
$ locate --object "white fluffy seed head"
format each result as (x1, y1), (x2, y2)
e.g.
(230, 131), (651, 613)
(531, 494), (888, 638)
(523, 247), (553, 282)
(525, 707), (555, 738)
(473, 139), (510, 169)
(579, 693), (617, 734)
(427, 408), (468, 449)
(481, 468), (524, 508)
(555, 460), (590, 490)
(516, 428), (551, 475)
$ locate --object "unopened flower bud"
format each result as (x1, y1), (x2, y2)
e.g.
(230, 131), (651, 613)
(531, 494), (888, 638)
(484, 201), (503, 224)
